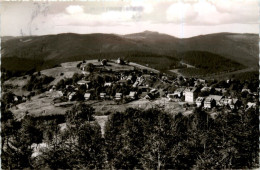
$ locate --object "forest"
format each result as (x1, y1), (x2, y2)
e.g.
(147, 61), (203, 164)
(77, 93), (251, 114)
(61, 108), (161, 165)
(1, 104), (259, 169)
(178, 51), (246, 76)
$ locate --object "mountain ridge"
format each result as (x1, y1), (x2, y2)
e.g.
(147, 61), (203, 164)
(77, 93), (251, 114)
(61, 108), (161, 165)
(1, 31), (258, 74)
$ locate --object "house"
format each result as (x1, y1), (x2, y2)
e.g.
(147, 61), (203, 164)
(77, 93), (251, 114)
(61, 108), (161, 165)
(129, 91), (137, 100)
(100, 93), (107, 100)
(68, 92), (76, 101)
(215, 88), (227, 94)
(173, 88), (185, 98)
(247, 102), (256, 109)
(104, 82), (112, 87)
(197, 79), (206, 84)
(201, 87), (211, 92)
(77, 80), (91, 86)
(144, 93), (154, 100)
(208, 95), (223, 106)
(14, 96), (19, 102)
(84, 93), (91, 100)
(101, 59), (108, 66)
(49, 85), (56, 92)
(140, 92), (148, 99)
(118, 79), (128, 85)
(229, 98), (239, 109)
(219, 98), (239, 109)
(138, 86), (150, 92)
(167, 93), (180, 102)
(184, 87), (198, 103)
(117, 58), (124, 65)
(115, 93), (123, 101)
(52, 90), (64, 98)
(242, 88), (251, 94)
(57, 91), (64, 97)
(196, 97), (205, 107)
(204, 97), (215, 109)
(22, 95), (27, 102)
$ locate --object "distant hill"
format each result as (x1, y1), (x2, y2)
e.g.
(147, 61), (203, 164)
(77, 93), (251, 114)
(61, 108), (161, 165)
(1, 31), (258, 74)
(178, 51), (246, 76)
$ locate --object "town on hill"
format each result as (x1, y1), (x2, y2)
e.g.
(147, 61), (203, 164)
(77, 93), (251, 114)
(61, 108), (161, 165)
(2, 56), (259, 169)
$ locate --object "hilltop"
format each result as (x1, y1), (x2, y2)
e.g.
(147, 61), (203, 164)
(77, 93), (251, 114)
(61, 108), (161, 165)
(1, 31), (258, 77)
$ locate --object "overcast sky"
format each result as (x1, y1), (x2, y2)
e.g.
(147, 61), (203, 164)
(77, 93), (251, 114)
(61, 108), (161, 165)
(1, 0), (259, 38)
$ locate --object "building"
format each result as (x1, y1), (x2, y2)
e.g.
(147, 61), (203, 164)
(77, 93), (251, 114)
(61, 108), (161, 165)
(117, 58), (124, 65)
(104, 82), (112, 87)
(138, 86), (150, 92)
(204, 97), (215, 109)
(242, 88), (251, 94)
(247, 102), (256, 109)
(167, 93), (181, 102)
(68, 92), (76, 101)
(115, 93), (123, 101)
(84, 93), (91, 100)
(208, 95), (223, 106)
(201, 87), (211, 92)
(100, 93), (107, 100)
(196, 97), (205, 107)
(173, 88), (185, 98)
(129, 91), (137, 100)
(144, 93), (154, 100)
(215, 88), (227, 94)
(184, 87), (198, 103)
(101, 59), (108, 66)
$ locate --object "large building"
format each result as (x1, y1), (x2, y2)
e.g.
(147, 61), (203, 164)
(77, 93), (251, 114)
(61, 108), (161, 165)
(184, 87), (198, 103)
(196, 97), (205, 107)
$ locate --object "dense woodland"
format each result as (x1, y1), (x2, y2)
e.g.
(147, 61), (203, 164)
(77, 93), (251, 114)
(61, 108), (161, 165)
(178, 51), (246, 76)
(1, 102), (259, 169)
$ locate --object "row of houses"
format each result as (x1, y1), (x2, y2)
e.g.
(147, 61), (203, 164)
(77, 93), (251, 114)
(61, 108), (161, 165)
(196, 95), (239, 109)
(166, 86), (246, 110)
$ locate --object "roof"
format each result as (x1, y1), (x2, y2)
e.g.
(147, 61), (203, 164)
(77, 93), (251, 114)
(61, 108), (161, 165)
(104, 82), (112, 86)
(150, 89), (158, 93)
(100, 93), (106, 96)
(84, 93), (91, 98)
(118, 79), (128, 83)
(140, 92), (148, 98)
(115, 93), (122, 97)
(174, 88), (185, 93)
(196, 97), (204, 102)
(144, 93), (153, 99)
(69, 92), (76, 96)
(129, 91), (137, 97)
(201, 87), (211, 91)
(205, 97), (214, 103)
(184, 87), (197, 93)
(77, 80), (91, 85)
(247, 102), (256, 107)
(208, 95), (223, 102)
(138, 86), (149, 89)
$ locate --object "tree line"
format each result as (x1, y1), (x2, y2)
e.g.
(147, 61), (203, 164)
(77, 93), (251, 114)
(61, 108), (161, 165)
(1, 104), (259, 169)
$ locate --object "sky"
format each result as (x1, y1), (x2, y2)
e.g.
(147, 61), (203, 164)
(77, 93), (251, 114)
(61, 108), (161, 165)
(1, 0), (259, 38)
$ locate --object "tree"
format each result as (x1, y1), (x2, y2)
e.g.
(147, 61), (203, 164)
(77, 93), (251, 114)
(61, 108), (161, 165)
(86, 63), (95, 73)
(65, 103), (95, 125)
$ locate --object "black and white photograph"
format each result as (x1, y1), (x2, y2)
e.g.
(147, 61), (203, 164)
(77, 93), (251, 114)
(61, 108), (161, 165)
(1, 0), (259, 169)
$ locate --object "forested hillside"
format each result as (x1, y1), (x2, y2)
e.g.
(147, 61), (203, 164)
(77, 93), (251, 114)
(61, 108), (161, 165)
(2, 106), (258, 169)
(1, 32), (258, 78)
(178, 51), (246, 76)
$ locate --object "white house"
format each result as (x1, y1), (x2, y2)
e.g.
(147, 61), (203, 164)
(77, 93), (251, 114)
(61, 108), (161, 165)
(184, 87), (198, 103)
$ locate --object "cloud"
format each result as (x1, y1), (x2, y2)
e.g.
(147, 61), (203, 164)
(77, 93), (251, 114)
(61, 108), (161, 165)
(166, 0), (258, 25)
(166, 2), (198, 23)
(66, 5), (84, 15)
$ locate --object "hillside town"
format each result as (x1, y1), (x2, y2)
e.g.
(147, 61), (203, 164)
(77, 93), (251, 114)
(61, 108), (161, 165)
(4, 58), (258, 116)
(2, 57), (259, 170)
